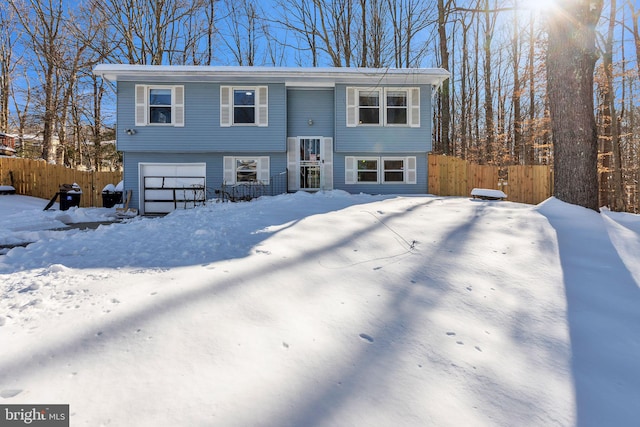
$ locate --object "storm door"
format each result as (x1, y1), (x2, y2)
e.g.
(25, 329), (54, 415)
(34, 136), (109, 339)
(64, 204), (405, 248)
(299, 137), (321, 190)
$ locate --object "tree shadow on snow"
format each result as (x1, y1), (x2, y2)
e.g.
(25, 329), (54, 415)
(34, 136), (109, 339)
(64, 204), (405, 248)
(539, 204), (640, 427)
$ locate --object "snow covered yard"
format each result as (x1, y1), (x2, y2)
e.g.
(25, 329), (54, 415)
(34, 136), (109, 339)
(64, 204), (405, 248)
(0, 192), (639, 426)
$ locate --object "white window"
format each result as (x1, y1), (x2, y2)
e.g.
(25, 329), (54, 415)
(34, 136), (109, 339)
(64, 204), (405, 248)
(346, 87), (420, 128)
(345, 156), (417, 184)
(357, 158), (379, 182)
(135, 85), (184, 127)
(385, 90), (407, 125)
(220, 86), (268, 127)
(383, 158), (405, 182)
(223, 156), (270, 185)
(358, 90), (381, 125)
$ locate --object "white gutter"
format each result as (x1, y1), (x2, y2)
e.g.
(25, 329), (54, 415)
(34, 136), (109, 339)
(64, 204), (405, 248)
(93, 64), (450, 87)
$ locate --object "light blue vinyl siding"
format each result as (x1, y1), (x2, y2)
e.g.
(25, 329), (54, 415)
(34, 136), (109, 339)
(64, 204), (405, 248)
(287, 89), (334, 138)
(334, 83), (433, 153)
(122, 152), (287, 210)
(333, 153), (428, 194)
(117, 81), (286, 153)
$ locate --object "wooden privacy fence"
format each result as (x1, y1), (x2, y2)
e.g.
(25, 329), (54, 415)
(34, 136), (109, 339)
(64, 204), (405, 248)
(0, 157), (122, 208)
(428, 154), (553, 205)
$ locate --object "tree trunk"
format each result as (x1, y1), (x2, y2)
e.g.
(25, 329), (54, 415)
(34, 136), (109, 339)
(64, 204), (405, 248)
(547, 0), (603, 211)
(482, 0), (495, 164)
(511, 5), (522, 164)
(437, 0), (451, 155)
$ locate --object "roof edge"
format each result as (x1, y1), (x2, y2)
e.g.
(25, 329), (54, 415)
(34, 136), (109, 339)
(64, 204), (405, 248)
(93, 64), (450, 86)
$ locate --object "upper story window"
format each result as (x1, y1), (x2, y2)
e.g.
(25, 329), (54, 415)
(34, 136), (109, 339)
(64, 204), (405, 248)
(221, 86), (268, 127)
(149, 88), (172, 123)
(385, 90), (408, 125)
(346, 87), (420, 128)
(358, 91), (380, 125)
(234, 89), (256, 124)
(135, 85), (184, 127)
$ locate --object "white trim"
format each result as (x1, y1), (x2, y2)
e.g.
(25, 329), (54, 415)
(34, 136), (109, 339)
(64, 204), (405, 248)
(223, 156), (234, 183)
(257, 86), (268, 127)
(287, 137), (298, 190)
(220, 86), (232, 127)
(406, 156), (417, 183)
(135, 85), (146, 126)
(174, 86), (185, 127)
(346, 87), (357, 127)
(345, 156), (357, 184)
(409, 88), (420, 128)
(321, 137), (333, 190)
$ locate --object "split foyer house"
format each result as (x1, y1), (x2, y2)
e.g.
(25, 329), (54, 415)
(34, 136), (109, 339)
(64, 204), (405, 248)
(93, 65), (449, 215)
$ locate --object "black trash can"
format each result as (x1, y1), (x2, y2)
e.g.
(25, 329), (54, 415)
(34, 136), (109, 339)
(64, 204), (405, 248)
(102, 190), (123, 208)
(59, 183), (82, 210)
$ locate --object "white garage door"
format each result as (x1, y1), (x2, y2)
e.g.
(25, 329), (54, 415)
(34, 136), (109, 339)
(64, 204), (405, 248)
(139, 163), (206, 215)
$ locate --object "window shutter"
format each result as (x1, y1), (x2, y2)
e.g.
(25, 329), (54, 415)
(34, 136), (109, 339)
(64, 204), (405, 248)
(321, 137), (333, 190)
(409, 88), (420, 128)
(258, 156), (270, 184)
(287, 137), (298, 191)
(346, 87), (357, 127)
(220, 86), (232, 127)
(345, 156), (357, 184)
(257, 86), (268, 127)
(406, 156), (417, 184)
(135, 85), (147, 126)
(223, 156), (235, 184)
(174, 86), (184, 127)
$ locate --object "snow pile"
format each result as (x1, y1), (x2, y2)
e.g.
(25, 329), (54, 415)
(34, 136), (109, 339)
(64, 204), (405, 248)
(0, 192), (639, 426)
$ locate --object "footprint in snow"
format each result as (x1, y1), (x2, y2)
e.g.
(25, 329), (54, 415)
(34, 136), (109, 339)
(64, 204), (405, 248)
(0, 389), (23, 398)
(359, 333), (374, 343)
(446, 332), (456, 336)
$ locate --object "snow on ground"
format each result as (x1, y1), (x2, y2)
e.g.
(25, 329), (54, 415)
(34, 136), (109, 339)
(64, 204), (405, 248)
(0, 192), (639, 426)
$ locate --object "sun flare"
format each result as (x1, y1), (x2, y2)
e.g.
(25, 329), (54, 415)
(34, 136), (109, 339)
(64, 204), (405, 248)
(519, 0), (558, 13)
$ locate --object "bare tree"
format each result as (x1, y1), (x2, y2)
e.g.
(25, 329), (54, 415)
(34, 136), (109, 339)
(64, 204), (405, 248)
(92, 0), (211, 65)
(630, 0), (640, 79)
(547, 0), (603, 210)
(0, 7), (20, 132)
(220, 0), (263, 65)
(9, 0), (68, 161)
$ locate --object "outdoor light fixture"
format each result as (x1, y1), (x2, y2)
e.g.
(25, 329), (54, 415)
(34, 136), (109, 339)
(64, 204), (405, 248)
(308, 119), (314, 126)
(125, 129), (136, 135)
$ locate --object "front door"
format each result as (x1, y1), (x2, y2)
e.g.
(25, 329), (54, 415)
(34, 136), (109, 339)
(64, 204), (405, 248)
(299, 137), (321, 190)
(287, 136), (333, 191)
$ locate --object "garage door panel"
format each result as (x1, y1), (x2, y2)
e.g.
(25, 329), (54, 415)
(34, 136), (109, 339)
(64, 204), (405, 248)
(145, 201), (178, 214)
(140, 163), (206, 214)
(145, 189), (176, 201)
(145, 176), (205, 188)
